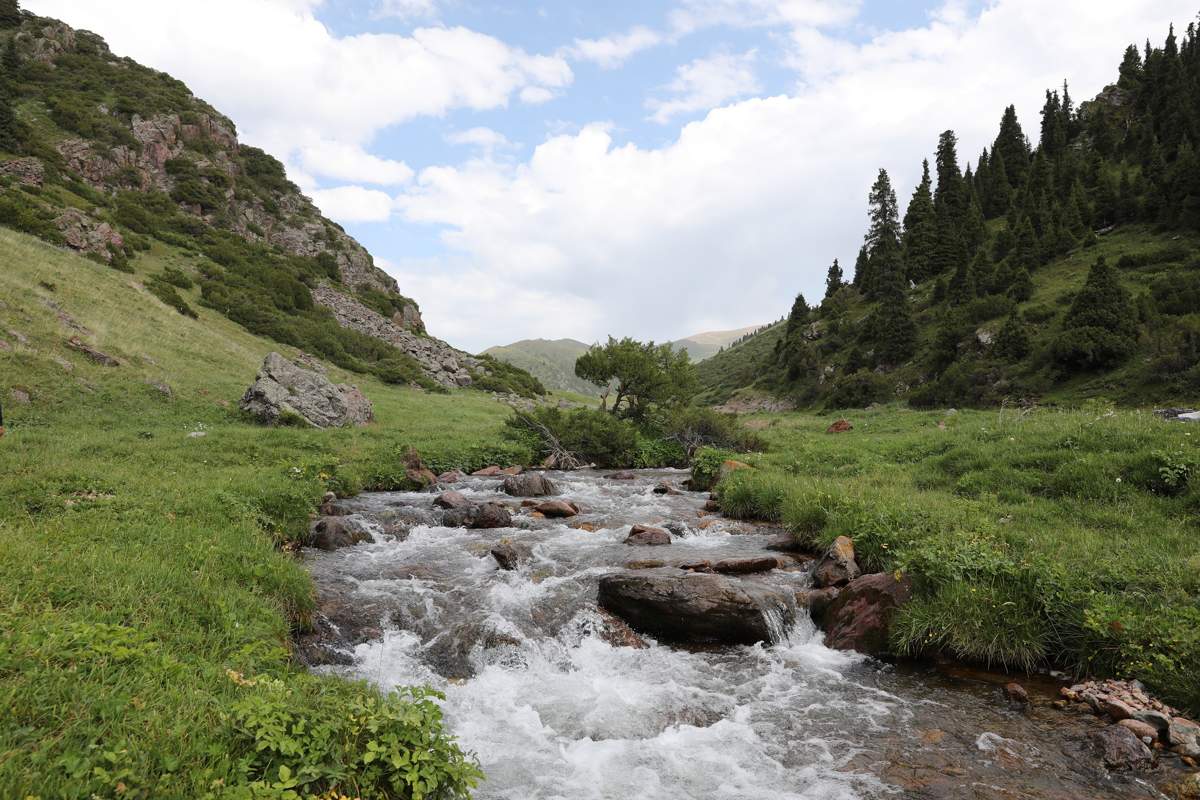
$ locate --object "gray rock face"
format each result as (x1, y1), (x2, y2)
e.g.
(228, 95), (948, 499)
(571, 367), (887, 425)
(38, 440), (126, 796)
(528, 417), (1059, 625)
(311, 285), (480, 388)
(597, 569), (795, 645)
(0, 157), (45, 186)
(54, 209), (124, 262)
(240, 353), (373, 428)
(1089, 724), (1154, 771)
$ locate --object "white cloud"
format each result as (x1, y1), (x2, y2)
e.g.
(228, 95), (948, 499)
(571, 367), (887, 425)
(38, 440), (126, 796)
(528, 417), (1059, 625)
(298, 140), (414, 186)
(310, 186), (396, 223)
(374, 0), (442, 21)
(668, 0), (862, 36)
(519, 86), (558, 105)
(647, 49), (760, 123)
(388, 0), (1196, 351)
(446, 127), (514, 154)
(565, 26), (664, 69)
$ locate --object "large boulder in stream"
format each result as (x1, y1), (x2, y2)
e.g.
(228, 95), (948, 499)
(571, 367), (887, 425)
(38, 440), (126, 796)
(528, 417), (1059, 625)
(502, 473), (557, 497)
(240, 353), (373, 428)
(309, 517), (371, 551)
(597, 569), (794, 645)
(822, 572), (913, 655)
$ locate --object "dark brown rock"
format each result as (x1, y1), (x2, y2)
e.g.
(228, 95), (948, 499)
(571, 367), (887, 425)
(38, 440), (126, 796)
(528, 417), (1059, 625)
(1004, 682), (1030, 705)
(502, 473), (557, 497)
(822, 572), (913, 655)
(67, 336), (119, 367)
(597, 569), (795, 645)
(765, 534), (806, 553)
(812, 536), (860, 588)
(536, 500), (579, 518)
(704, 499), (721, 512)
(653, 480), (682, 495)
(491, 539), (532, 570)
(434, 491), (470, 510)
(437, 470), (465, 483)
(471, 502), (513, 530)
(309, 517), (371, 551)
(403, 448), (437, 488)
(710, 556), (781, 575)
(625, 524), (671, 546)
(1089, 724), (1153, 771)
(595, 609), (648, 649)
(826, 419), (853, 434)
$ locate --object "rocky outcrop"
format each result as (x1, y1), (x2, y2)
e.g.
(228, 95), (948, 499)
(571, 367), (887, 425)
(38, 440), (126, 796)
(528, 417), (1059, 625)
(821, 572), (913, 655)
(66, 336), (119, 366)
(597, 568), (795, 645)
(239, 352), (373, 428)
(311, 285), (479, 388)
(55, 209), (124, 262)
(0, 157), (45, 187)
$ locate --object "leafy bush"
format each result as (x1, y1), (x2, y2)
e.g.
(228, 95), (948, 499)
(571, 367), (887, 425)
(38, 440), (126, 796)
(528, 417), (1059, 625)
(690, 447), (736, 492)
(159, 265), (194, 289)
(1116, 244), (1190, 270)
(0, 189), (63, 243)
(825, 369), (891, 408)
(146, 276), (198, 318)
(658, 406), (766, 456)
(229, 676), (481, 800)
(471, 355), (545, 399)
(504, 407), (640, 468)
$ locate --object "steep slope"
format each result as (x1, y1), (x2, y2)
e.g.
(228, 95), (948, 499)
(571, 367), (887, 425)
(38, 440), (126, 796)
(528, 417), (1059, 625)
(699, 17), (1200, 409)
(483, 338), (599, 395)
(671, 325), (762, 362)
(0, 10), (538, 394)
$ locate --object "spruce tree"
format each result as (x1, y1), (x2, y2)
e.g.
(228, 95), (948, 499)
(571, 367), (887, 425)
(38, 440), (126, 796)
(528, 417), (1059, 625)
(1052, 256), (1137, 370)
(779, 294), (815, 380)
(948, 256), (976, 305)
(851, 245), (871, 295)
(993, 311), (1031, 361)
(0, 78), (19, 153)
(0, 0), (19, 29)
(901, 159), (937, 283)
(934, 130), (966, 223)
(823, 259), (844, 301)
(1007, 267), (1033, 302)
(963, 197), (986, 256)
(993, 105), (1030, 187)
(863, 168), (903, 300)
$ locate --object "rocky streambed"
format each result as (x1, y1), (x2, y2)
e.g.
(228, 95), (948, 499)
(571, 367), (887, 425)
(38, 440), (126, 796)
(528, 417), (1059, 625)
(298, 469), (1196, 799)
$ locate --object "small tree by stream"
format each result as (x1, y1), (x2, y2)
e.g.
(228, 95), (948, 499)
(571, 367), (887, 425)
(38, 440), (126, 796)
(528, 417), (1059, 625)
(575, 337), (697, 419)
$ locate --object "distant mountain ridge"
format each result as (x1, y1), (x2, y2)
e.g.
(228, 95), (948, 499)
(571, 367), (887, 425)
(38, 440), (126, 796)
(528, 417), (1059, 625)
(486, 326), (766, 394)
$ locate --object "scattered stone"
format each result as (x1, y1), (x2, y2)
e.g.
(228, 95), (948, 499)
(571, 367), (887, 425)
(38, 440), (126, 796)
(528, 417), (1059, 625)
(499, 466), (523, 476)
(597, 569), (795, 645)
(1089, 724), (1154, 771)
(470, 502), (514, 530)
(653, 480), (682, 495)
(1117, 718), (1159, 743)
(535, 500), (579, 518)
(55, 208), (125, 262)
(826, 419), (853, 434)
(491, 539), (532, 571)
(625, 559), (667, 570)
(1004, 682), (1030, 706)
(1132, 709), (1172, 738)
(812, 536), (860, 588)
(309, 517), (371, 551)
(149, 381), (173, 398)
(502, 473), (557, 497)
(765, 534), (805, 553)
(625, 524), (671, 546)
(472, 466), (503, 477)
(239, 352), (372, 427)
(0, 156), (45, 187)
(437, 471), (465, 484)
(704, 499), (721, 512)
(434, 491), (470, 510)
(822, 572), (913, 655)
(9, 388), (30, 405)
(1102, 697), (1136, 721)
(403, 449), (437, 488)
(67, 336), (119, 367)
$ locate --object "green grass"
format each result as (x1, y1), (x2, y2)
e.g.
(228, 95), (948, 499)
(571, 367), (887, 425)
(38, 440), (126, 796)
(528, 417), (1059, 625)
(0, 229), (518, 798)
(710, 404), (1200, 712)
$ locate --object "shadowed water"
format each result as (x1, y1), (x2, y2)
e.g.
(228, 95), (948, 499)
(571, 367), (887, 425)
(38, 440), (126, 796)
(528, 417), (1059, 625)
(304, 470), (1183, 799)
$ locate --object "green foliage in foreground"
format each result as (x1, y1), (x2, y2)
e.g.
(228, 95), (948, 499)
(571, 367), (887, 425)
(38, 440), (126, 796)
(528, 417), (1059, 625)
(711, 406), (1200, 712)
(0, 229), (512, 798)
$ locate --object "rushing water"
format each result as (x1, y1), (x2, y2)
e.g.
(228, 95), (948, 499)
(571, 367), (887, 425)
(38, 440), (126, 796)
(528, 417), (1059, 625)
(302, 469), (1183, 800)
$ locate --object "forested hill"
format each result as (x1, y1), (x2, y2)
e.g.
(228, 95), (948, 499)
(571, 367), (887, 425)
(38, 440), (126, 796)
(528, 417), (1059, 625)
(0, 3), (543, 395)
(699, 15), (1200, 409)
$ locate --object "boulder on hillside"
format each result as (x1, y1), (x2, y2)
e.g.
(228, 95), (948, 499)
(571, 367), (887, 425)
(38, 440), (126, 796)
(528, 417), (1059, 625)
(502, 473), (557, 497)
(822, 572), (913, 655)
(240, 352), (373, 428)
(598, 569), (794, 645)
(812, 536), (860, 588)
(826, 419), (853, 434)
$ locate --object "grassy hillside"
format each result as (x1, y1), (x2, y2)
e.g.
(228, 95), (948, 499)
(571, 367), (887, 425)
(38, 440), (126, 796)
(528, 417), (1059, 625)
(705, 405), (1200, 714)
(695, 321), (785, 404)
(0, 227), (520, 798)
(670, 325), (762, 362)
(483, 338), (599, 396)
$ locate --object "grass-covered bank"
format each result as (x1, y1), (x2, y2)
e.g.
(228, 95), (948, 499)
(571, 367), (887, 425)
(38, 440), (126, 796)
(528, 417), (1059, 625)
(707, 406), (1200, 713)
(0, 229), (522, 798)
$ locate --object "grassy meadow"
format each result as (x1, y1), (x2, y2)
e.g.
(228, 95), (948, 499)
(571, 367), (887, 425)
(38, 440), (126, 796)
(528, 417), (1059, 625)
(0, 229), (516, 798)
(711, 405), (1200, 712)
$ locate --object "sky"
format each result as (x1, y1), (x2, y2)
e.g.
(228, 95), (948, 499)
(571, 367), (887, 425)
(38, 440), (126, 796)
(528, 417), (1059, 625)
(24, 0), (1200, 352)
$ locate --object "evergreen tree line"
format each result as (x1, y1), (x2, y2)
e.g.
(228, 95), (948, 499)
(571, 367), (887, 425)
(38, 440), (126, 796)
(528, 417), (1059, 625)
(771, 16), (1199, 402)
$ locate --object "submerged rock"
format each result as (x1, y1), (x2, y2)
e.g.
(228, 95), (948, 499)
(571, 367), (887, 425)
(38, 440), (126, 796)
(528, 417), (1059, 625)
(597, 568), (794, 645)
(1090, 724), (1154, 771)
(491, 539), (533, 571)
(240, 352), (373, 428)
(822, 572), (912, 655)
(309, 517), (371, 551)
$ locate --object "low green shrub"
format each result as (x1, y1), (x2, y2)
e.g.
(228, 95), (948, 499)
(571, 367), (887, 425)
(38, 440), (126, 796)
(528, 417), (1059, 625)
(147, 275), (199, 318)
(503, 407), (639, 468)
(689, 446), (735, 492)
